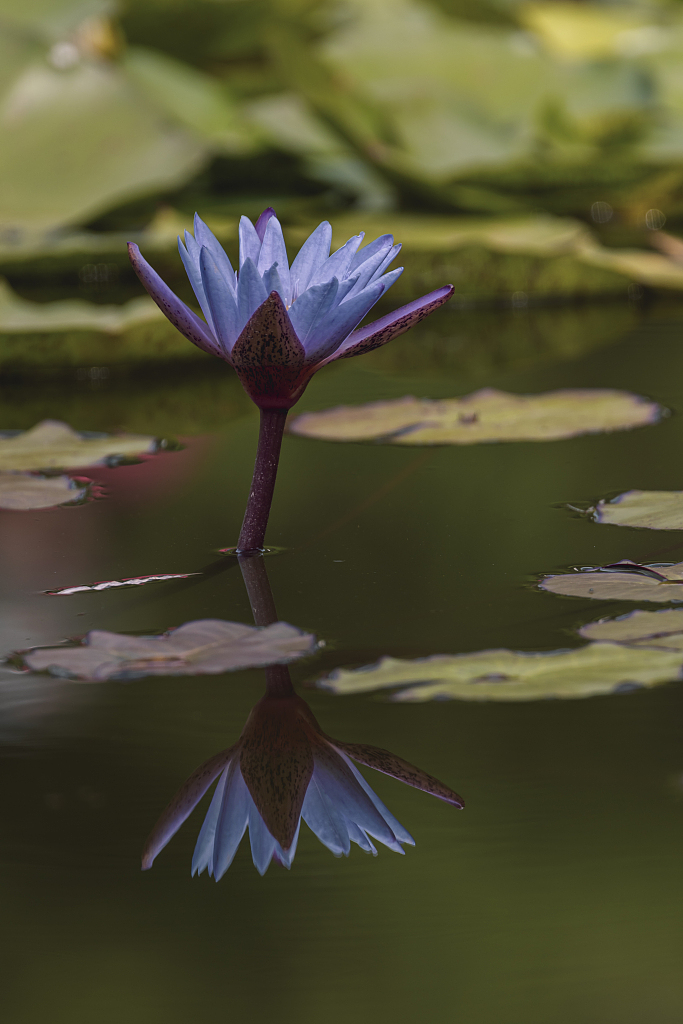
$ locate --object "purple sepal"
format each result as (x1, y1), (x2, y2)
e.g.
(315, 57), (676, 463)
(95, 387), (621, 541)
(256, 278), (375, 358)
(255, 208), (277, 243)
(324, 285), (454, 364)
(127, 242), (225, 361)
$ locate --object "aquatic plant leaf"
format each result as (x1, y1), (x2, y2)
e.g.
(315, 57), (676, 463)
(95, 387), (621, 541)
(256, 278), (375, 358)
(45, 573), (199, 596)
(22, 619), (317, 681)
(539, 560), (683, 603)
(0, 472), (86, 510)
(0, 420), (157, 472)
(289, 388), (661, 445)
(579, 608), (683, 651)
(592, 490), (683, 531)
(0, 279), (163, 335)
(317, 644), (683, 701)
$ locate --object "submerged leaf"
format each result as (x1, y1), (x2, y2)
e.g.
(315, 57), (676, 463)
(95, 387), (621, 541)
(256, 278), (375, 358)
(0, 472), (86, 510)
(0, 420), (157, 472)
(579, 608), (683, 650)
(539, 560), (683, 603)
(317, 644), (683, 701)
(592, 490), (683, 531)
(288, 388), (661, 445)
(22, 619), (317, 682)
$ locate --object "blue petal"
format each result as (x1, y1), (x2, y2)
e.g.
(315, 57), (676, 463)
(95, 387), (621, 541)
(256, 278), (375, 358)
(308, 233), (364, 288)
(192, 767), (229, 877)
(334, 275), (360, 304)
(302, 768), (350, 856)
(261, 262), (285, 301)
(289, 221), (332, 298)
(371, 243), (402, 283)
(178, 234), (213, 332)
(303, 281), (384, 363)
(194, 213), (237, 294)
(236, 257), (268, 333)
(211, 765), (251, 880)
(349, 234), (393, 274)
(248, 804), (279, 876)
(199, 247), (241, 353)
(340, 753), (414, 847)
(342, 245), (393, 300)
(375, 267), (404, 295)
(288, 278), (339, 345)
(345, 820), (378, 855)
(239, 215), (262, 268)
(311, 748), (402, 852)
(274, 820), (301, 870)
(257, 216), (291, 306)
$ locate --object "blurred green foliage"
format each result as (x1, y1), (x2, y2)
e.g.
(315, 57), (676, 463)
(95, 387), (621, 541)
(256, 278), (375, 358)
(5, 0), (683, 240)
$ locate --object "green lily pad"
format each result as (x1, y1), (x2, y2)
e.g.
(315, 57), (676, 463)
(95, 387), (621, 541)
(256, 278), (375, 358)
(22, 619), (317, 681)
(539, 560), (683, 603)
(0, 472), (86, 510)
(591, 490), (683, 531)
(288, 388), (662, 445)
(0, 420), (157, 472)
(0, 279), (162, 334)
(316, 642), (683, 701)
(578, 608), (683, 650)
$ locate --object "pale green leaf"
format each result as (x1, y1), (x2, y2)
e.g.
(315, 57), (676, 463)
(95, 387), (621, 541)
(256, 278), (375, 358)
(0, 279), (163, 334)
(0, 420), (157, 471)
(592, 490), (683, 531)
(539, 561), (683, 603)
(0, 472), (86, 510)
(579, 608), (683, 650)
(289, 388), (662, 445)
(316, 643), (683, 701)
(23, 619), (317, 681)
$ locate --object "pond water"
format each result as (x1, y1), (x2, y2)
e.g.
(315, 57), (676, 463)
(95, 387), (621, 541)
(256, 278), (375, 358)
(2, 297), (683, 1023)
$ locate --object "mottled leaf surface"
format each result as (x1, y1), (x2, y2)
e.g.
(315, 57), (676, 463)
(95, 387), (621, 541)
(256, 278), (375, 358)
(23, 619), (317, 681)
(317, 644), (683, 701)
(289, 388), (661, 445)
(592, 490), (683, 531)
(0, 472), (86, 510)
(0, 421), (157, 472)
(540, 561), (683, 603)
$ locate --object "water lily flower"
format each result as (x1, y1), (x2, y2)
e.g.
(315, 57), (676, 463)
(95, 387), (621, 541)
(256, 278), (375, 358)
(142, 692), (464, 878)
(128, 210), (453, 551)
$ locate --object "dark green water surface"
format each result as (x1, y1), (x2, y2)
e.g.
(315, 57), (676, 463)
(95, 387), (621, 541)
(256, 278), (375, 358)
(2, 300), (683, 1023)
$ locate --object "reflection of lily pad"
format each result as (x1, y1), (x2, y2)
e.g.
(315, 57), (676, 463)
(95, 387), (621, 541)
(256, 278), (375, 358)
(579, 608), (683, 650)
(316, 643), (683, 701)
(0, 472), (86, 510)
(0, 420), (157, 472)
(22, 619), (317, 681)
(592, 490), (683, 531)
(46, 573), (199, 596)
(539, 560), (683, 603)
(289, 388), (662, 445)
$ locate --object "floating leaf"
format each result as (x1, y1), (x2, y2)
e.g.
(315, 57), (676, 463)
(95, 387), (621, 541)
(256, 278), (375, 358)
(0, 279), (163, 335)
(316, 643), (683, 701)
(579, 608), (683, 651)
(539, 560), (683, 603)
(22, 619), (317, 681)
(591, 490), (683, 531)
(45, 573), (200, 596)
(0, 420), (157, 472)
(0, 472), (86, 510)
(289, 388), (662, 445)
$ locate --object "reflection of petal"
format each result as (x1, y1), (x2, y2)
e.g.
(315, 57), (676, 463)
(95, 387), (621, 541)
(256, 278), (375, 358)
(248, 801), (279, 876)
(302, 768), (351, 856)
(339, 753), (414, 847)
(142, 745), (237, 870)
(334, 740), (464, 809)
(345, 820), (378, 855)
(211, 764), (252, 879)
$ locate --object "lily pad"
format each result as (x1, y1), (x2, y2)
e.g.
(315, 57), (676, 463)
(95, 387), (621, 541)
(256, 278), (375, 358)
(316, 643), (683, 701)
(579, 608), (683, 651)
(0, 420), (157, 472)
(591, 490), (683, 531)
(288, 388), (662, 445)
(22, 619), (317, 681)
(539, 560), (683, 603)
(0, 472), (86, 510)
(0, 279), (163, 335)
(45, 573), (199, 596)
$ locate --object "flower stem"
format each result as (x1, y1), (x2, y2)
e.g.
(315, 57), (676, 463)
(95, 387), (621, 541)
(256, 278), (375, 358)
(237, 407), (288, 554)
(239, 552), (294, 698)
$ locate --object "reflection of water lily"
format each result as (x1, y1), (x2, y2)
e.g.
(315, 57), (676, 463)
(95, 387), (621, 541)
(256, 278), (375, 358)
(129, 209), (452, 410)
(143, 693), (463, 877)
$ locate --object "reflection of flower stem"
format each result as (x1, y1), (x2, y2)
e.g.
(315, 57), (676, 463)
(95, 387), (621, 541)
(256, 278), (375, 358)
(239, 551), (294, 698)
(237, 407), (288, 553)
